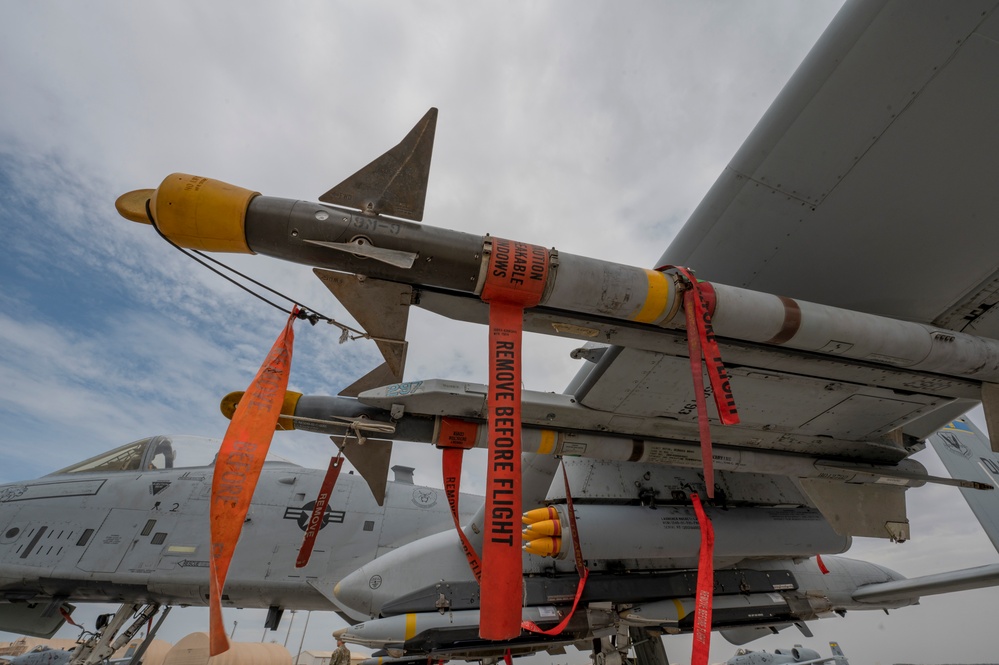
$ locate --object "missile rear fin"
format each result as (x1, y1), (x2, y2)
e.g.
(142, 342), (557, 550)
(320, 108), (437, 222)
(332, 435), (393, 507)
(315, 269), (411, 390)
(339, 362), (403, 398)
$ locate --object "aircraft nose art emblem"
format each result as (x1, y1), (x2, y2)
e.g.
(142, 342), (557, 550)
(412, 488), (438, 508)
(283, 501), (346, 531)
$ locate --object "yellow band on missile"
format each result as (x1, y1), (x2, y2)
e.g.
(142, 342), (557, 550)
(631, 269), (671, 324)
(404, 613), (417, 641)
(150, 173), (259, 253)
(538, 429), (556, 455)
(277, 391), (303, 431)
(220, 390), (302, 431)
(672, 598), (687, 620)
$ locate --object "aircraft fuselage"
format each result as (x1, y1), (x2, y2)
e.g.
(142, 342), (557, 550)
(0, 436), (474, 613)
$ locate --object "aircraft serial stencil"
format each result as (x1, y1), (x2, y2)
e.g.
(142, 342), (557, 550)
(6, 2), (999, 665)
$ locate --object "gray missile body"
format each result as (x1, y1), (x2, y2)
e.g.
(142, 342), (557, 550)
(245, 196), (485, 293)
(336, 605), (588, 651)
(117, 173), (999, 388)
(284, 388), (988, 493)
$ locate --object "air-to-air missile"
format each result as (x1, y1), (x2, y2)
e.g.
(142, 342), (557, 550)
(218, 383), (986, 511)
(115, 110), (999, 391)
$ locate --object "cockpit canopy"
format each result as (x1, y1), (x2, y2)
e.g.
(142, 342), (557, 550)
(49, 435), (296, 475)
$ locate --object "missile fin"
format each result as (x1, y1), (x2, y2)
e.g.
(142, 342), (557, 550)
(320, 108), (437, 222)
(304, 239), (418, 269)
(332, 435), (393, 506)
(339, 362), (401, 398)
(315, 269), (411, 385)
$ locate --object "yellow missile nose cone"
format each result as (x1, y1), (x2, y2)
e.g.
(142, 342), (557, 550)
(220, 390), (303, 431)
(115, 189), (156, 224)
(524, 519), (561, 539)
(523, 536), (561, 557)
(220, 391), (245, 420)
(522, 506), (558, 525)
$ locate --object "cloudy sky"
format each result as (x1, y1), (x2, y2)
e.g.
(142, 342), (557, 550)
(1, 2), (997, 663)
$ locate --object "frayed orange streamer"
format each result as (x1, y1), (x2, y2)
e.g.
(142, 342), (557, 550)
(209, 309), (296, 656)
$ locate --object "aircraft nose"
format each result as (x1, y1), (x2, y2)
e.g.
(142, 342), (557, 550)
(335, 527), (480, 618)
(333, 567), (377, 616)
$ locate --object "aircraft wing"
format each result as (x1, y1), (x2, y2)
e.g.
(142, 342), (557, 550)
(566, 0), (999, 538)
(574, 1), (999, 453)
(659, 0), (999, 334)
(851, 562), (999, 604)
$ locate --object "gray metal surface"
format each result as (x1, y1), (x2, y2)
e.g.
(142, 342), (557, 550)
(320, 108), (437, 222)
(660, 1), (999, 335)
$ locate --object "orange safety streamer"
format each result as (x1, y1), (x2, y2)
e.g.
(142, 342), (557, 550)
(209, 309), (297, 656)
(816, 553), (830, 575)
(690, 493), (715, 665)
(438, 417), (482, 581)
(479, 238), (549, 640)
(296, 452), (344, 568)
(522, 462), (589, 636)
(657, 266), (739, 498)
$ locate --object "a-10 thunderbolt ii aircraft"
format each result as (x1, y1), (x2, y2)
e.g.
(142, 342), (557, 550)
(7, 0), (999, 663)
(726, 641), (849, 665)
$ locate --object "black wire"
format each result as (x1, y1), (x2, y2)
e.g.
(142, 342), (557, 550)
(189, 248), (333, 324)
(143, 199), (327, 325)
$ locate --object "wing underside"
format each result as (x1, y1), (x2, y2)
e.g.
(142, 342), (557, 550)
(563, 0), (999, 538)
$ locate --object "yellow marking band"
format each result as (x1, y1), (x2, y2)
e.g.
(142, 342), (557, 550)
(405, 613), (417, 640)
(538, 430), (556, 455)
(152, 173), (258, 253)
(631, 270), (671, 323)
(167, 545), (197, 553)
(672, 598), (687, 620)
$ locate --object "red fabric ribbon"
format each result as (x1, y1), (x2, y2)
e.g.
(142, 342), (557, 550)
(439, 418), (483, 581)
(690, 493), (715, 665)
(296, 453), (344, 568)
(59, 606), (83, 629)
(657, 266), (739, 498)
